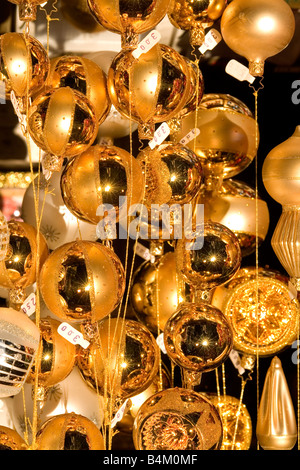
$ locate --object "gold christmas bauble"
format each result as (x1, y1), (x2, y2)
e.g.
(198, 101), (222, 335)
(211, 267), (300, 356)
(46, 55), (111, 124)
(133, 387), (223, 450)
(77, 318), (159, 400)
(35, 413), (105, 450)
(221, 0), (295, 76)
(0, 425), (28, 450)
(39, 240), (125, 324)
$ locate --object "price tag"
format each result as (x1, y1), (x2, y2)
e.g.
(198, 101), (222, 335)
(135, 242), (155, 263)
(199, 29), (222, 54)
(225, 59), (255, 84)
(111, 399), (132, 428)
(57, 322), (90, 349)
(156, 333), (167, 354)
(21, 293), (36, 317)
(10, 90), (27, 132)
(229, 349), (245, 375)
(132, 30), (161, 59)
(180, 128), (200, 146)
(0, 81), (6, 104)
(149, 122), (170, 149)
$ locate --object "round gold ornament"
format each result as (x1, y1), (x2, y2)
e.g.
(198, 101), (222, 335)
(133, 387), (223, 450)
(87, 0), (173, 48)
(221, 0), (295, 76)
(0, 33), (49, 107)
(77, 318), (159, 400)
(211, 267), (300, 356)
(27, 86), (98, 161)
(177, 58), (205, 119)
(7, 0), (48, 21)
(39, 240), (125, 324)
(35, 412), (105, 450)
(171, 93), (258, 181)
(46, 55), (111, 124)
(175, 221), (241, 291)
(130, 251), (185, 333)
(163, 302), (233, 377)
(26, 317), (76, 389)
(107, 44), (191, 139)
(197, 179), (270, 257)
(168, 0), (227, 46)
(0, 425), (28, 450)
(60, 144), (144, 226)
(60, 0), (104, 32)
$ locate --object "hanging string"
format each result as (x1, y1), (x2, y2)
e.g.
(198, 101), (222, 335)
(231, 377), (247, 450)
(39, 0), (59, 55)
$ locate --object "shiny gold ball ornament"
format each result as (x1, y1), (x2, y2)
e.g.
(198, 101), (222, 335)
(175, 221), (241, 291)
(35, 412), (105, 450)
(172, 93), (258, 180)
(163, 302), (233, 377)
(221, 0), (296, 76)
(177, 58), (204, 119)
(27, 87), (98, 161)
(130, 251), (186, 333)
(211, 267), (300, 356)
(0, 33), (49, 106)
(60, 144), (144, 226)
(0, 426), (28, 450)
(39, 240), (125, 324)
(133, 387), (223, 450)
(46, 55), (111, 124)
(77, 318), (159, 400)
(7, 0), (48, 21)
(197, 179), (270, 257)
(0, 307), (40, 398)
(0, 220), (48, 293)
(26, 317), (76, 389)
(168, 0), (227, 46)
(107, 44), (191, 139)
(87, 0), (173, 48)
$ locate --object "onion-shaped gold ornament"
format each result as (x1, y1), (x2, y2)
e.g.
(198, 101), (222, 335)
(39, 240), (125, 324)
(35, 412), (105, 450)
(0, 425), (28, 450)
(211, 267), (300, 356)
(133, 387), (223, 450)
(7, 0), (48, 21)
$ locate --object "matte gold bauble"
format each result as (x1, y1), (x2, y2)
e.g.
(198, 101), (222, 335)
(164, 302), (233, 375)
(133, 387), (223, 450)
(77, 318), (159, 400)
(0, 33), (49, 104)
(87, 0), (173, 48)
(171, 93), (258, 180)
(7, 0), (48, 21)
(107, 44), (191, 139)
(27, 317), (76, 389)
(211, 267), (300, 356)
(60, 144), (144, 225)
(175, 221), (241, 291)
(130, 251), (186, 333)
(39, 240), (125, 324)
(46, 55), (110, 124)
(221, 0), (295, 76)
(60, 0), (104, 32)
(197, 179), (270, 257)
(0, 426), (27, 450)
(27, 87), (98, 160)
(35, 412), (105, 450)
(0, 220), (48, 291)
(169, 0), (227, 46)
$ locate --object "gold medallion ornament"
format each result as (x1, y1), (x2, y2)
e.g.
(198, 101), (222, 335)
(7, 0), (48, 21)
(221, 0), (295, 76)
(133, 387), (223, 450)
(35, 413), (105, 450)
(211, 267), (300, 356)
(46, 55), (111, 124)
(39, 240), (125, 324)
(0, 426), (28, 450)
(107, 44), (191, 139)
(77, 318), (159, 400)
(168, 0), (227, 46)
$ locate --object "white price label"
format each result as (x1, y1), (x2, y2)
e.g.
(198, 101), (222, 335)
(57, 322), (90, 349)
(180, 128), (200, 146)
(199, 29), (222, 54)
(135, 242), (155, 263)
(132, 30), (161, 59)
(225, 60), (255, 84)
(111, 399), (132, 428)
(229, 349), (245, 375)
(156, 333), (167, 354)
(0, 81), (6, 104)
(21, 293), (36, 317)
(149, 122), (170, 149)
